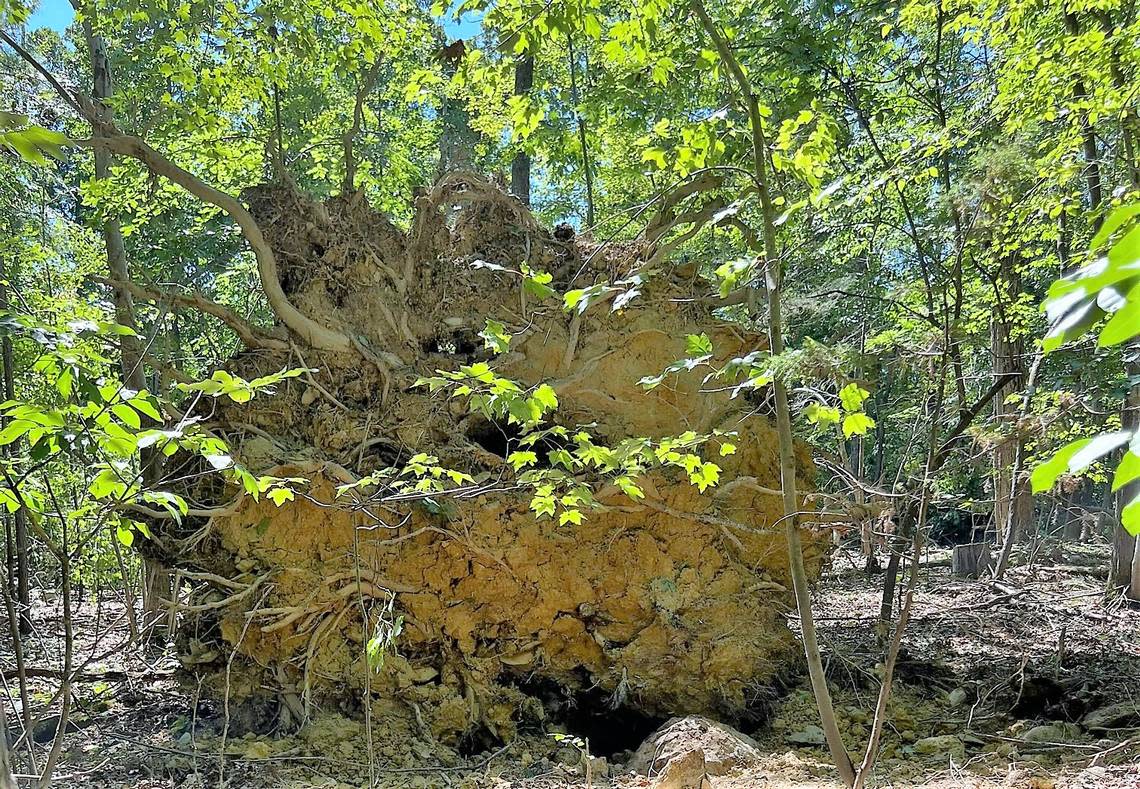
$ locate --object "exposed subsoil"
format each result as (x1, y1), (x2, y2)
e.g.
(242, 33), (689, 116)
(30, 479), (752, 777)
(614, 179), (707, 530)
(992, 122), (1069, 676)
(3, 541), (1138, 787)
(154, 175), (826, 743)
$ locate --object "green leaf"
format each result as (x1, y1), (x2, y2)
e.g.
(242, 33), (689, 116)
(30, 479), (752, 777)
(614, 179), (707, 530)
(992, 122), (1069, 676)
(116, 525), (134, 547)
(838, 383), (870, 412)
(842, 412), (876, 438)
(267, 487), (295, 506)
(1031, 432), (1131, 493)
(508, 450), (538, 471)
(530, 493), (556, 518)
(616, 476), (645, 499)
(558, 509), (583, 526)
(1098, 288), (1140, 347)
(689, 461), (720, 492)
(806, 403), (841, 426)
(685, 333), (713, 356)
(479, 319), (512, 354)
(1113, 450), (1140, 492)
(507, 396), (542, 425)
(129, 395), (162, 421)
(532, 383), (558, 412)
(0, 419), (34, 446)
(1122, 495), (1140, 537)
(1092, 204), (1140, 249)
(111, 403), (142, 429)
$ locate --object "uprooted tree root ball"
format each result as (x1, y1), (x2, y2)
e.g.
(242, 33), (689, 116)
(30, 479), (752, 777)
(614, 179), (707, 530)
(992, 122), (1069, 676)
(160, 173), (827, 750)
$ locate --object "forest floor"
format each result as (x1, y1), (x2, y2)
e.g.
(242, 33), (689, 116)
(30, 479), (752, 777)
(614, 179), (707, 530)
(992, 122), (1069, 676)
(2, 540), (1139, 788)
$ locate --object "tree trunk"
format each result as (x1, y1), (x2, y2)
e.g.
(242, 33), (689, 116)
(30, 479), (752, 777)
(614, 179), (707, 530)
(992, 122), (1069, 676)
(991, 265), (1030, 546)
(689, 2), (854, 783)
(436, 40), (474, 177)
(82, 12), (171, 639)
(0, 696), (15, 789)
(566, 35), (595, 227)
(0, 275), (30, 635)
(510, 54), (534, 205)
(1114, 354), (1140, 593)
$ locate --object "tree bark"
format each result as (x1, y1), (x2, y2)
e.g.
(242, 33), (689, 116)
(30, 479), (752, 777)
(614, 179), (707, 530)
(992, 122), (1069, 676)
(690, 2), (855, 783)
(0, 695), (15, 789)
(0, 275), (30, 635)
(1113, 355), (1140, 593)
(510, 54), (534, 205)
(990, 264), (1031, 545)
(81, 11), (171, 639)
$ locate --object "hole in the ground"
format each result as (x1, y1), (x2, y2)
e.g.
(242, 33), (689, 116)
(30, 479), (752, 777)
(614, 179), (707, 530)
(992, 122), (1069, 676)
(465, 417), (517, 458)
(506, 673), (665, 759)
(464, 417), (575, 467)
(456, 724), (501, 757)
(562, 690), (665, 758)
(422, 329), (480, 358)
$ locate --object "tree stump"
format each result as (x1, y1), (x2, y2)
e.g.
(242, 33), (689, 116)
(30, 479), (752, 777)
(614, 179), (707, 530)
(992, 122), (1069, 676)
(952, 542), (991, 578)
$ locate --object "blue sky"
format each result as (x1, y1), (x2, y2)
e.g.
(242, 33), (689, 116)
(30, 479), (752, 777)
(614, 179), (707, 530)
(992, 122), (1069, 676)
(26, 0), (479, 39)
(28, 0), (73, 31)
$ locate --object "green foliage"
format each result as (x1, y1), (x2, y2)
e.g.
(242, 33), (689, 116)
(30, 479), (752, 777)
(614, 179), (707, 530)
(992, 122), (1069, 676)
(0, 313), (308, 556)
(1036, 204), (1140, 535)
(0, 111), (70, 164)
(418, 356), (733, 523)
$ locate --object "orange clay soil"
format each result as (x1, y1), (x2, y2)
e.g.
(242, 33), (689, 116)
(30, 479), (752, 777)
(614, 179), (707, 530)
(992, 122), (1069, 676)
(166, 174), (827, 748)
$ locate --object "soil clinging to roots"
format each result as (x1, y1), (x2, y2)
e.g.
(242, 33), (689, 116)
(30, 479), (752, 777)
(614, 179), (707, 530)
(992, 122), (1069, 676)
(166, 174), (826, 751)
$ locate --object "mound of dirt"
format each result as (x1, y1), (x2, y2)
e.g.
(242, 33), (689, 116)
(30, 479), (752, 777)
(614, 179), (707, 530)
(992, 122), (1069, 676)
(165, 174), (826, 750)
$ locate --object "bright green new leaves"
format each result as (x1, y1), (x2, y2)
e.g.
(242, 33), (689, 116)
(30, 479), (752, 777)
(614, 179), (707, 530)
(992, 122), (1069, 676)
(508, 450), (538, 471)
(421, 354), (732, 523)
(177, 367), (311, 403)
(838, 383), (870, 411)
(507, 94), (545, 141)
(838, 383), (876, 437)
(1035, 204), (1140, 535)
(0, 112), (70, 165)
(842, 412), (875, 439)
(805, 403), (841, 427)
(480, 319), (512, 354)
(417, 363), (558, 428)
(0, 312), (309, 565)
(685, 333), (713, 356)
(338, 453), (475, 503)
(804, 382), (876, 439)
(714, 259), (755, 298)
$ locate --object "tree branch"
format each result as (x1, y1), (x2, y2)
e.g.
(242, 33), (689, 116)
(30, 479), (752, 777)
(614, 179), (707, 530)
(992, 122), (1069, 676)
(94, 277), (288, 351)
(932, 371), (1020, 468)
(0, 29), (358, 355)
(76, 135), (353, 352)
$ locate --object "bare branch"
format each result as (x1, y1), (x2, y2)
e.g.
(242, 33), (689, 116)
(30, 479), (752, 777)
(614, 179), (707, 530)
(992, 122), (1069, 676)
(94, 277), (288, 351)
